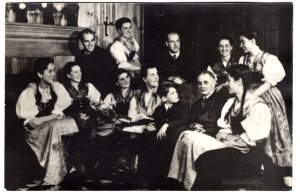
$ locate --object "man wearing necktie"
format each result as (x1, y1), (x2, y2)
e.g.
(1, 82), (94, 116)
(156, 31), (196, 84)
(189, 71), (228, 137)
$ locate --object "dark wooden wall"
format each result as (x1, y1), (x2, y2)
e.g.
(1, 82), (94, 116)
(143, 2), (293, 128)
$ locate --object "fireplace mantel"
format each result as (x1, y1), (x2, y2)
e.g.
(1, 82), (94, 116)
(5, 22), (84, 58)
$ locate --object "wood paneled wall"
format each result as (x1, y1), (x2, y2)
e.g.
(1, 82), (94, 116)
(5, 3), (144, 74)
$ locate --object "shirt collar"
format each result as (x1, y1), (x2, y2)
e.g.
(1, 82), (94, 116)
(164, 103), (173, 111)
(169, 51), (180, 59)
(203, 91), (214, 99)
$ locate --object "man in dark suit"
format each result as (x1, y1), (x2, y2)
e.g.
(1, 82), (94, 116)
(156, 31), (195, 84)
(76, 28), (116, 95)
(166, 70), (229, 190)
(189, 70), (228, 137)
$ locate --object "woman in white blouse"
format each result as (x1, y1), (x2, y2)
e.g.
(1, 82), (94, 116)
(63, 62), (101, 132)
(168, 65), (271, 190)
(110, 17), (141, 73)
(16, 58), (79, 189)
(238, 28), (292, 188)
(190, 65), (271, 190)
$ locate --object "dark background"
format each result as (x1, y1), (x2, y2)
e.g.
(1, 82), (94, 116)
(5, 2), (293, 190)
(144, 2), (293, 129)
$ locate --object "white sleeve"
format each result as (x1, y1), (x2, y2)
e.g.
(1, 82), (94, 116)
(241, 102), (271, 142)
(238, 56), (245, 64)
(262, 55), (286, 86)
(103, 93), (116, 109)
(51, 82), (72, 116)
(110, 41), (131, 66)
(16, 87), (39, 125)
(128, 96), (138, 119)
(217, 98), (235, 134)
(110, 40), (141, 70)
(87, 83), (101, 104)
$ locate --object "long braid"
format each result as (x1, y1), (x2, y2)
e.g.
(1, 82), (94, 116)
(239, 83), (247, 118)
(224, 65), (253, 122)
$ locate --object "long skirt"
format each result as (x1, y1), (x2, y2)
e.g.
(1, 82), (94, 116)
(262, 87), (292, 167)
(24, 117), (79, 185)
(167, 131), (229, 190)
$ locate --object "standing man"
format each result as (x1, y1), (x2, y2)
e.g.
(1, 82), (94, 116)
(76, 28), (116, 95)
(156, 31), (195, 84)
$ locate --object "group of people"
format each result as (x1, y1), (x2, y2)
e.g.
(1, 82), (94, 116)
(15, 16), (292, 190)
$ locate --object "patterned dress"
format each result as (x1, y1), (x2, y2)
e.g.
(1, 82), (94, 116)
(16, 82), (79, 185)
(239, 51), (293, 167)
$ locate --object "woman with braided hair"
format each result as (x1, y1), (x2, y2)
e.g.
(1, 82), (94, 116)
(190, 65), (272, 190)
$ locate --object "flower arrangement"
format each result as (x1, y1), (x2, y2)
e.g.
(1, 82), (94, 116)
(90, 101), (118, 126)
(88, 101), (118, 136)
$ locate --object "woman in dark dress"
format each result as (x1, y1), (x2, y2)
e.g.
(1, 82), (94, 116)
(207, 35), (237, 93)
(103, 68), (138, 119)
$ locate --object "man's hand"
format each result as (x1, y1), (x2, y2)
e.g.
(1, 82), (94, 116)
(216, 132), (230, 141)
(191, 123), (206, 133)
(157, 123), (169, 140)
(226, 134), (249, 151)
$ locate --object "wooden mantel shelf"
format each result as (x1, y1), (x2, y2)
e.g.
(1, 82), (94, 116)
(5, 22), (85, 58)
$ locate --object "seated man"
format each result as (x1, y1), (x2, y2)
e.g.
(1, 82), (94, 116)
(192, 65), (272, 190)
(168, 71), (229, 190)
